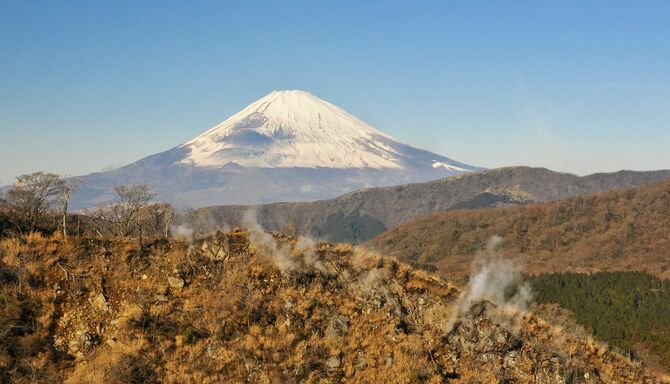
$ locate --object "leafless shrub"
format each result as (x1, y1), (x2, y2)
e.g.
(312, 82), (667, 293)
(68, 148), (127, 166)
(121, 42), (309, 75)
(2, 172), (70, 234)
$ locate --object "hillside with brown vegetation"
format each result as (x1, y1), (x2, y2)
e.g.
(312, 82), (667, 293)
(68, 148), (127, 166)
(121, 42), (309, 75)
(182, 166), (670, 243)
(368, 178), (670, 279)
(0, 231), (664, 383)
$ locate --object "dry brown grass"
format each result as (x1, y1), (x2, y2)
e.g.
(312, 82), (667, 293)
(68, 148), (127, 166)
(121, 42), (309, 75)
(0, 231), (665, 383)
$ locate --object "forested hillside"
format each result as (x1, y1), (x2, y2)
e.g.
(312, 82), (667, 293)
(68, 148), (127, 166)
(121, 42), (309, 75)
(532, 271), (670, 371)
(369, 178), (670, 278)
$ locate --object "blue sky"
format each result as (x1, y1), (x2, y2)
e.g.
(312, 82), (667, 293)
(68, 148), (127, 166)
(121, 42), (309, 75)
(1, 0), (668, 182)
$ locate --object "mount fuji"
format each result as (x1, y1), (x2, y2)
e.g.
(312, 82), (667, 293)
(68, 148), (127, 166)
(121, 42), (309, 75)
(73, 90), (481, 208)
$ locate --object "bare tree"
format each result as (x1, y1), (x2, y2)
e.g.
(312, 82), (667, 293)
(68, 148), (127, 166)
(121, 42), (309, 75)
(0, 191), (10, 236)
(4, 172), (67, 232)
(146, 203), (174, 238)
(57, 178), (83, 239)
(163, 206), (174, 237)
(95, 184), (156, 237)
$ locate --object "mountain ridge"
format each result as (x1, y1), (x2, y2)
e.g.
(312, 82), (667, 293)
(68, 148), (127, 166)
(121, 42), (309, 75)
(180, 166), (670, 242)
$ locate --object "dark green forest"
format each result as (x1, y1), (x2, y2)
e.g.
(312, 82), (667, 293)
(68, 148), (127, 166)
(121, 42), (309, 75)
(531, 271), (670, 369)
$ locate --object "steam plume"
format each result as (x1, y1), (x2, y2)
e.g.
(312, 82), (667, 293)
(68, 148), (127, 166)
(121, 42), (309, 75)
(242, 210), (297, 272)
(446, 236), (532, 333)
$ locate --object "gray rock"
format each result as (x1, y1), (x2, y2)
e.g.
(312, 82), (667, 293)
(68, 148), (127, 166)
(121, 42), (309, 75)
(355, 358), (368, 370)
(326, 356), (341, 370)
(206, 344), (220, 359)
(168, 276), (185, 289)
(155, 294), (169, 302)
(92, 293), (110, 312)
(325, 315), (349, 339)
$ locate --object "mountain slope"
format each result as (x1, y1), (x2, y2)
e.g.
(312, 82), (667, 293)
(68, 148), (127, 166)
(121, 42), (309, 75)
(181, 166), (670, 243)
(72, 90), (479, 208)
(366, 177), (670, 278)
(0, 232), (664, 383)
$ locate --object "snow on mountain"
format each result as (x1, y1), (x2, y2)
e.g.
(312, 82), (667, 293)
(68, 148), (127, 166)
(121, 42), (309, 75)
(72, 90), (481, 208)
(178, 90), (470, 172)
(431, 161), (470, 172)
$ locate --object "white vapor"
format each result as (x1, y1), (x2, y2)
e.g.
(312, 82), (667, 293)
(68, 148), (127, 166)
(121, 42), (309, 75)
(446, 236), (532, 333)
(242, 210), (297, 272)
(170, 224), (194, 240)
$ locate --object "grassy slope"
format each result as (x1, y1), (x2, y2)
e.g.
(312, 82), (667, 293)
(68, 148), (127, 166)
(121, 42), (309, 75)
(0, 233), (661, 383)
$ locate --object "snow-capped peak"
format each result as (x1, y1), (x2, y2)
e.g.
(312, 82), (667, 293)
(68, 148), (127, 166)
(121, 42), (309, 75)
(179, 90), (406, 169)
(177, 90), (475, 172)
